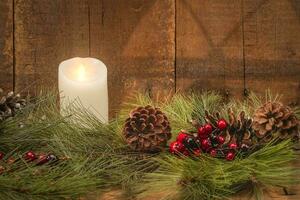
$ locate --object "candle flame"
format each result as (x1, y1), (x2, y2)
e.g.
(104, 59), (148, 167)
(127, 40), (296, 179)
(77, 64), (86, 81)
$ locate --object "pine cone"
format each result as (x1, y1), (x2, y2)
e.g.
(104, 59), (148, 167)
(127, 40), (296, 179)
(0, 89), (27, 122)
(204, 109), (255, 146)
(123, 105), (171, 152)
(252, 101), (299, 141)
(227, 109), (254, 146)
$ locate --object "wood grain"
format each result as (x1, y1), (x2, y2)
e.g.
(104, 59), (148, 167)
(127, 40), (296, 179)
(0, 0), (13, 91)
(176, 0), (245, 99)
(243, 0), (300, 105)
(0, 0), (299, 112)
(14, 0), (90, 94)
(94, 186), (300, 200)
(0, 1), (299, 199)
(89, 0), (175, 117)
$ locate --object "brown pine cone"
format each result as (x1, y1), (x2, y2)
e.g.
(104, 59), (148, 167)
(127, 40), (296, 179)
(252, 101), (299, 141)
(123, 105), (171, 152)
(203, 109), (255, 146)
(227, 109), (255, 146)
(0, 89), (27, 122)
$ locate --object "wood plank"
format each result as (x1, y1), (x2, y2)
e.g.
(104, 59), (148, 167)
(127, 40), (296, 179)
(243, 0), (300, 105)
(0, 0), (13, 91)
(176, 0), (245, 99)
(94, 188), (300, 200)
(14, 0), (90, 94)
(89, 0), (175, 117)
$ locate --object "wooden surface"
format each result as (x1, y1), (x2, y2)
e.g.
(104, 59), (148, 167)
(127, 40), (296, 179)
(243, 0), (300, 105)
(0, 0), (13, 91)
(14, 0), (90, 95)
(0, 0), (300, 110)
(176, 0), (244, 99)
(0, 1), (299, 199)
(89, 0), (175, 116)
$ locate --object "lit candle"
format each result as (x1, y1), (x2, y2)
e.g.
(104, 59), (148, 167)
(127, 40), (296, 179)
(58, 57), (108, 123)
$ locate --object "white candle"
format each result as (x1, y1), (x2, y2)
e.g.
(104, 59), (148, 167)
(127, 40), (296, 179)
(58, 57), (108, 123)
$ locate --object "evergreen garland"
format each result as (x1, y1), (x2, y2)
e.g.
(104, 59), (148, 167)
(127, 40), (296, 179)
(0, 89), (299, 200)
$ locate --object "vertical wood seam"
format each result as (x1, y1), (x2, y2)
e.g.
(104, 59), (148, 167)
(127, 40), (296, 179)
(101, 0), (104, 26)
(174, 0), (177, 92)
(12, 0), (15, 91)
(241, 0), (246, 97)
(274, 2), (278, 72)
(88, 0), (91, 57)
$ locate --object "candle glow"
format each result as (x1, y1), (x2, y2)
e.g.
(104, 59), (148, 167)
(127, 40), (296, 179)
(59, 57), (108, 123)
(77, 64), (86, 82)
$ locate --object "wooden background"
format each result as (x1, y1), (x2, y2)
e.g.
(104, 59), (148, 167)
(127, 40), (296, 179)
(0, 0), (300, 117)
(0, 1), (300, 199)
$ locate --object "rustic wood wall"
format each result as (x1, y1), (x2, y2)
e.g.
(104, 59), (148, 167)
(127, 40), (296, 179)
(0, 1), (300, 199)
(0, 0), (300, 117)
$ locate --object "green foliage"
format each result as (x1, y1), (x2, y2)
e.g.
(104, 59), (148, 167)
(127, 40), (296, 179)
(0, 156), (113, 200)
(0, 89), (299, 200)
(136, 140), (299, 200)
(0, 90), (128, 200)
(118, 91), (300, 200)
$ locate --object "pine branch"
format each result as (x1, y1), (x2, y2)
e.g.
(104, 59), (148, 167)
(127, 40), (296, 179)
(0, 90), (128, 200)
(0, 89), (299, 200)
(135, 140), (299, 200)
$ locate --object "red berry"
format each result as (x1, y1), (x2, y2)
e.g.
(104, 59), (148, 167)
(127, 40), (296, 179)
(229, 143), (238, 149)
(193, 149), (201, 156)
(24, 151), (37, 161)
(217, 136), (225, 144)
(37, 154), (48, 165)
(169, 141), (185, 155)
(0, 152), (4, 160)
(176, 132), (188, 143)
(210, 149), (217, 157)
(204, 124), (213, 134)
(197, 126), (207, 138)
(7, 157), (15, 164)
(226, 151), (235, 161)
(183, 150), (190, 156)
(217, 119), (227, 130)
(201, 138), (211, 150)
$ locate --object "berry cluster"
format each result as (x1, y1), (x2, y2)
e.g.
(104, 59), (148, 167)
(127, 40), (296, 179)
(24, 151), (58, 165)
(169, 119), (238, 161)
(0, 151), (57, 165)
